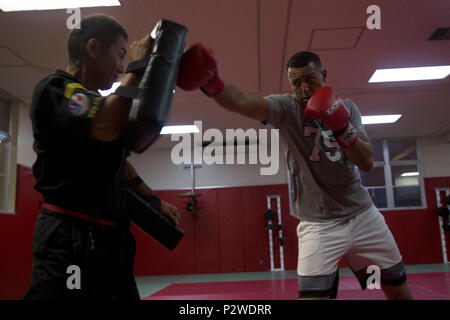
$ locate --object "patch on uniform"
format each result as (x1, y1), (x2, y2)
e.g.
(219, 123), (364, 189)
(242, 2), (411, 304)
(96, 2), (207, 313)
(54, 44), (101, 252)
(68, 93), (90, 117)
(87, 96), (103, 118)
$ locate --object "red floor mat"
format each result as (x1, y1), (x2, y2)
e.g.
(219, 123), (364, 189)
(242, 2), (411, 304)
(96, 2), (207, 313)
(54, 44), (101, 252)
(144, 272), (450, 300)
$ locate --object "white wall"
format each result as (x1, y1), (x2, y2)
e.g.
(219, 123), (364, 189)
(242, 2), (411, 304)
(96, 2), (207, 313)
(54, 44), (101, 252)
(17, 102), (35, 168)
(419, 135), (450, 178)
(1, 100), (19, 212)
(128, 146), (288, 191)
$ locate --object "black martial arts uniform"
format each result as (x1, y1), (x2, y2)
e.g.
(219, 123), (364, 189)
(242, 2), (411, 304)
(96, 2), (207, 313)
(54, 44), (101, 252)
(24, 70), (139, 300)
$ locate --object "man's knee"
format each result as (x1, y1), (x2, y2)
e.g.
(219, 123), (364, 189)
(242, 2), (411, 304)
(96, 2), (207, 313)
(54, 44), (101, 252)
(298, 270), (339, 299)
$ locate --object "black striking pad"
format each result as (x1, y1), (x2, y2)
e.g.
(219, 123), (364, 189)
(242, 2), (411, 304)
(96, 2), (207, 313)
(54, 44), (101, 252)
(116, 20), (188, 153)
(126, 188), (184, 251)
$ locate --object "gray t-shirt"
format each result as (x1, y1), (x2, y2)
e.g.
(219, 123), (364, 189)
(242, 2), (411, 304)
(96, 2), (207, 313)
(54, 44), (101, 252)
(265, 93), (373, 222)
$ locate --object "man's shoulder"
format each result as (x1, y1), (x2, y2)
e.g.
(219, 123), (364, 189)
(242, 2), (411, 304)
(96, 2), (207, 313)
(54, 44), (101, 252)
(264, 93), (302, 111)
(34, 70), (69, 94)
(33, 70), (88, 101)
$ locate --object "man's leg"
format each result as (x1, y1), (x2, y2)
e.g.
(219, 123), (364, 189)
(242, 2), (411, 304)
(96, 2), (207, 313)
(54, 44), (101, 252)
(346, 206), (414, 300)
(24, 214), (71, 300)
(296, 220), (349, 300)
(381, 282), (413, 300)
(116, 229), (140, 300)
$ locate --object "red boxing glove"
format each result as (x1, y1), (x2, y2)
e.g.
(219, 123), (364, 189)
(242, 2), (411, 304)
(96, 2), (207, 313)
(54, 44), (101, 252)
(177, 43), (224, 97)
(304, 86), (358, 148)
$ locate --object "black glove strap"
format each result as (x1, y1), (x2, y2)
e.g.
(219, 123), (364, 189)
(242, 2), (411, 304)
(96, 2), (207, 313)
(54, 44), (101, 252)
(114, 86), (140, 99)
(126, 56), (151, 74)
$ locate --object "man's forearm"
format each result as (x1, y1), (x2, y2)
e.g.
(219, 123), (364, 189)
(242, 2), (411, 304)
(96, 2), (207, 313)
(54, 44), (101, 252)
(343, 134), (373, 172)
(213, 84), (269, 122)
(125, 161), (156, 201)
(214, 84), (244, 113)
(125, 161), (180, 224)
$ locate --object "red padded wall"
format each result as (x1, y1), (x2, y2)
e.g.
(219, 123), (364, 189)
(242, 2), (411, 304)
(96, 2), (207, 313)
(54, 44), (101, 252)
(167, 190), (196, 275)
(193, 189), (221, 273)
(0, 165), (42, 299)
(217, 187), (246, 273)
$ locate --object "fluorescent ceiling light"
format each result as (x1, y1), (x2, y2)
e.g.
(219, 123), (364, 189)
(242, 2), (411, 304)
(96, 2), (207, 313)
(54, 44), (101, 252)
(369, 66), (450, 83)
(0, 0), (121, 12)
(362, 114), (401, 125)
(160, 125), (199, 135)
(401, 172), (419, 177)
(98, 82), (121, 96)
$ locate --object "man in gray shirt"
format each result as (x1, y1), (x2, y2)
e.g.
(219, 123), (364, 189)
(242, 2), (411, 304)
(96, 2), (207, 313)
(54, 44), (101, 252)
(177, 44), (413, 299)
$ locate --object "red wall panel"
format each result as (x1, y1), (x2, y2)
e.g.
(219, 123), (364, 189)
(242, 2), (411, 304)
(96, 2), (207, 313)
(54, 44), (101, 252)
(217, 187), (245, 273)
(382, 209), (442, 264)
(167, 190), (196, 274)
(0, 165), (41, 299)
(193, 189), (221, 274)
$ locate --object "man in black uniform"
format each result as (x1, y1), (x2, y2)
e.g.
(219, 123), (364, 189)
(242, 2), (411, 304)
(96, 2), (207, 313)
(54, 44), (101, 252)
(24, 14), (180, 300)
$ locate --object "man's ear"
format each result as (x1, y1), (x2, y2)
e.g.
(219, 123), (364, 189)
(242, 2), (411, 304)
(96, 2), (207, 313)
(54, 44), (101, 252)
(322, 68), (328, 83)
(85, 38), (101, 60)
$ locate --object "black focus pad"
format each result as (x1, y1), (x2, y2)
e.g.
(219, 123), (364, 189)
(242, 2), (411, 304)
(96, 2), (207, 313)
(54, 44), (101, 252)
(264, 209), (275, 220)
(122, 20), (188, 153)
(126, 188), (184, 251)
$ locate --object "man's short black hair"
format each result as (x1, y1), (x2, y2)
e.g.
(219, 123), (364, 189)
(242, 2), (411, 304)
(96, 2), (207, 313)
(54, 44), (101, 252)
(68, 14), (128, 65)
(286, 51), (322, 70)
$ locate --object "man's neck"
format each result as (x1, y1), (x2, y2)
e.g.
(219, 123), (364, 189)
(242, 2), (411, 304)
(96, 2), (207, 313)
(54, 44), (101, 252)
(65, 64), (97, 91)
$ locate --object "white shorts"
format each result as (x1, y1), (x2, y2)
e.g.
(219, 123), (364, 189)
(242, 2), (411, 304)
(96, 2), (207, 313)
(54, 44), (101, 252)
(297, 205), (406, 297)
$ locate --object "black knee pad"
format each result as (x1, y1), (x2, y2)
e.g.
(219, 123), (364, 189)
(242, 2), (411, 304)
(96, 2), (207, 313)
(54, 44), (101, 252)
(298, 269), (339, 299)
(352, 261), (407, 290)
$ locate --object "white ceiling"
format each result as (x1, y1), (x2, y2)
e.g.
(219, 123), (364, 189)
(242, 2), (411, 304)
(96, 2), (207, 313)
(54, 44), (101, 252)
(1, 0), (449, 150)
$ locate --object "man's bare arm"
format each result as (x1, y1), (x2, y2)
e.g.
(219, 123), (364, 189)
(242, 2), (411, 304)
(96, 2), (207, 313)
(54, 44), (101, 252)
(125, 161), (180, 224)
(213, 84), (270, 123)
(343, 133), (373, 172)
